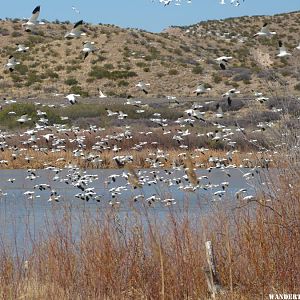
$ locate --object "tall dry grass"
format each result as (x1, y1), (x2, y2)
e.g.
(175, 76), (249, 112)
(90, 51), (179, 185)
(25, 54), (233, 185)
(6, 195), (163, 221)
(0, 148), (268, 170)
(0, 162), (299, 299)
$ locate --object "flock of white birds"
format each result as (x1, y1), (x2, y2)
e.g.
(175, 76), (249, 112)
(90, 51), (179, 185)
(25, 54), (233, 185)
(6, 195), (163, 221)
(153, 0), (245, 7)
(0, 2), (297, 207)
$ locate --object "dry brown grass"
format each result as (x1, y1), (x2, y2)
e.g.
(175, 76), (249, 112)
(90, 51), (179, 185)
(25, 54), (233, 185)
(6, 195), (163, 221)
(0, 148), (265, 169)
(0, 156), (299, 299)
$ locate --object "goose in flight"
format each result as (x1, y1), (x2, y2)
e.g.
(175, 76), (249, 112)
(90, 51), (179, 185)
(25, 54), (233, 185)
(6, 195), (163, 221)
(222, 88), (240, 106)
(82, 41), (98, 60)
(97, 88), (107, 98)
(253, 23), (276, 37)
(277, 41), (291, 57)
(22, 6), (44, 32)
(193, 84), (211, 96)
(5, 56), (20, 72)
(136, 81), (150, 94)
(296, 43), (300, 50)
(215, 104), (224, 118)
(160, 0), (172, 6)
(16, 44), (29, 53)
(65, 94), (80, 104)
(216, 56), (232, 70)
(216, 56), (232, 62)
(64, 20), (86, 39)
(72, 6), (80, 14)
(222, 88), (240, 98)
(17, 114), (31, 124)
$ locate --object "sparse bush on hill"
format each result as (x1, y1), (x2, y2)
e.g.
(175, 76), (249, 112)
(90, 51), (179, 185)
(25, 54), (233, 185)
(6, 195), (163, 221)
(294, 83), (300, 91)
(25, 72), (42, 86)
(192, 65), (203, 74)
(89, 66), (137, 81)
(117, 80), (129, 87)
(65, 78), (79, 86)
(69, 86), (89, 97)
(11, 31), (22, 37)
(212, 73), (222, 83)
(168, 69), (179, 75)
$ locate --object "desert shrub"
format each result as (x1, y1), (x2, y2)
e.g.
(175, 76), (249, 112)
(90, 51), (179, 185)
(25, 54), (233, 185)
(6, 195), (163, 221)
(168, 69), (178, 75)
(25, 73), (42, 86)
(212, 73), (222, 83)
(294, 83), (300, 91)
(118, 80), (129, 87)
(136, 62), (147, 68)
(192, 65), (203, 74)
(15, 64), (29, 75)
(156, 72), (165, 78)
(89, 67), (137, 80)
(103, 64), (114, 70)
(65, 78), (79, 86)
(66, 65), (81, 73)
(55, 65), (64, 71)
(11, 31), (22, 37)
(0, 28), (9, 36)
(173, 48), (182, 56)
(69, 86), (89, 97)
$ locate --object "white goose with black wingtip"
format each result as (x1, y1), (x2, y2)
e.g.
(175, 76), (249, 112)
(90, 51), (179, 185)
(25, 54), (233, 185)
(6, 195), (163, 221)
(277, 41), (291, 57)
(193, 84), (211, 96)
(136, 81), (150, 94)
(65, 94), (80, 105)
(5, 56), (20, 72)
(22, 6), (44, 32)
(82, 41), (98, 60)
(253, 23), (276, 37)
(97, 88), (107, 98)
(16, 44), (29, 53)
(64, 20), (86, 39)
(216, 56), (232, 70)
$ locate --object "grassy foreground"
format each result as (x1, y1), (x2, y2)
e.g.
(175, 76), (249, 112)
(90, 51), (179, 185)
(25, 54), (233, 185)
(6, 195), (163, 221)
(0, 160), (299, 299)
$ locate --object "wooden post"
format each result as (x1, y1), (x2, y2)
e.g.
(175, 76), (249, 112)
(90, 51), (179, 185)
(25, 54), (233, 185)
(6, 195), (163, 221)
(204, 241), (222, 299)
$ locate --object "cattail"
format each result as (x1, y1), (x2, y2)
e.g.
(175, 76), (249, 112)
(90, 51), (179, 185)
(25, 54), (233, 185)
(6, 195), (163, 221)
(184, 155), (199, 186)
(126, 164), (142, 189)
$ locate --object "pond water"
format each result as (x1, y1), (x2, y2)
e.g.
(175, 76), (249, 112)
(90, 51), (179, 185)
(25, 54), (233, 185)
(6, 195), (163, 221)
(0, 167), (266, 252)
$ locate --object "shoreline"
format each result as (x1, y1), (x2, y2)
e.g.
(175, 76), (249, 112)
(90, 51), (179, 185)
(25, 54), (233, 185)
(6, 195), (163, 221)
(0, 148), (271, 170)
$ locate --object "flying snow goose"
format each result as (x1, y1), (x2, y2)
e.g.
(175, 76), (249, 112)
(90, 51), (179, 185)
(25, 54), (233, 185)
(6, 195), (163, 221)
(216, 56), (233, 62)
(16, 44), (29, 53)
(193, 84), (211, 96)
(277, 41), (291, 58)
(105, 109), (118, 117)
(222, 88), (240, 106)
(97, 88), (107, 98)
(215, 56), (232, 70)
(22, 6), (44, 32)
(65, 94), (80, 104)
(253, 23), (276, 37)
(82, 41), (98, 59)
(64, 20), (86, 39)
(136, 81), (150, 94)
(72, 6), (80, 14)
(5, 56), (20, 72)
(222, 88), (240, 98)
(215, 104), (224, 118)
(17, 114), (31, 124)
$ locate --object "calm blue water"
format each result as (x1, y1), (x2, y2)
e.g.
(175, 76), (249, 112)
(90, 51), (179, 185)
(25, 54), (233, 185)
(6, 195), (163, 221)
(0, 168), (265, 253)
